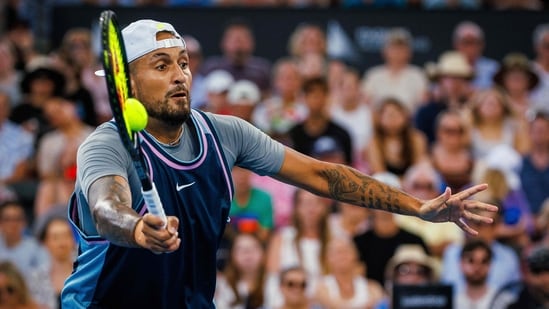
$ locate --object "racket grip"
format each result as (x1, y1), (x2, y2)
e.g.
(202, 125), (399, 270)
(142, 183), (167, 228)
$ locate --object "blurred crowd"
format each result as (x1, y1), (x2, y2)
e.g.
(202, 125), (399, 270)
(2, 2), (549, 309)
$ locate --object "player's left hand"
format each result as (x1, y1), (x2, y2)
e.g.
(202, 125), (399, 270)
(418, 183), (499, 235)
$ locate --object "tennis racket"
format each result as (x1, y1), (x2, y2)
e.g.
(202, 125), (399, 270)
(99, 10), (167, 226)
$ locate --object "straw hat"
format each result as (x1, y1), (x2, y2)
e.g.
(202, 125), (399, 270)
(427, 51), (474, 81)
(385, 244), (437, 279)
(493, 53), (539, 90)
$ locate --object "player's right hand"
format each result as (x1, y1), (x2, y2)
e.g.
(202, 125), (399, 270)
(134, 214), (180, 254)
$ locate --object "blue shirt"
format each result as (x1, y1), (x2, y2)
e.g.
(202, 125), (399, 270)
(441, 241), (521, 294)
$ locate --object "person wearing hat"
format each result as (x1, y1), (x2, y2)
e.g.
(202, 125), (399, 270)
(362, 27), (428, 114)
(202, 69), (234, 115)
(415, 50), (475, 145)
(226, 79), (261, 122)
(10, 66), (66, 141)
(494, 52), (540, 122)
(61, 17), (498, 308)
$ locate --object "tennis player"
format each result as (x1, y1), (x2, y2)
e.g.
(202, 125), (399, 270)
(61, 19), (497, 308)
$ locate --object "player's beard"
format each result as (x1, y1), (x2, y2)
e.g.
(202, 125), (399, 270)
(145, 94), (191, 127)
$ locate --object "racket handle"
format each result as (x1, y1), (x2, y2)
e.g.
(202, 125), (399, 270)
(142, 183), (167, 228)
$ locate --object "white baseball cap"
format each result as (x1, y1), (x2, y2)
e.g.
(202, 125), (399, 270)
(122, 19), (186, 63)
(95, 19), (186, 76)
(228, 80), (260, 105)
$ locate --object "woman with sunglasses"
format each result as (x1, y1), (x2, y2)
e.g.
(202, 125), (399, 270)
(0, 261), (38, 309)
(276, 266), (322, 309)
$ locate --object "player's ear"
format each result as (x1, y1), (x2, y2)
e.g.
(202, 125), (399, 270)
(130, 79), (136, 97)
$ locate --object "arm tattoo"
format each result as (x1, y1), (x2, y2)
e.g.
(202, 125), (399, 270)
(320, 164), (419, 216)
(89, 176), (141, 247)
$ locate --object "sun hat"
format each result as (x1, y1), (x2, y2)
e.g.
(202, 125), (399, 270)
(493, 52), (539, 91)
(427, 51), (474, 81)
(121, 19), (186, 63)
(386, 244), (436, 279)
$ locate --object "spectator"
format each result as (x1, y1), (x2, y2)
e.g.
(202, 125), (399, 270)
(183, 35), (208, 110)
(353, 172), (428, 286)
(38, 214), (75, 308)
(379, 244), (438, 309)
(329, 201), (369, 240)
(229, 166), (274, 242)
(329, 67), (373, 171)
(520, 110), (549, 215)
(0, 261), (39, 309)
(201, 19), (271, 94)
(6, 19), (39, 73)
(30, 214), (76, 309)
(215, 233), (267, 309)
(0, 201), (49, 291)
(455, 239), (515, 309)
(252, 57), (306, 144)
(441, 203), (521, 295)
(227, 80), (261, 122)
(287, 23), (326, 60)
(313, 237), (384, 309)
(0, 91), (34, 190)
(275, 266), (321, 309)
(506, 244), (549, 308)
(364, 97), (427, 177)
(452, 21), (499, 90)
(49, 48), (98, 127)
(486, 0), (543, 10)
(11, 66), (65, 140)
(385, 244), (438, 287)
(34, 96), (94, 217)
(0, 37), (22, 106)
(202, 69), (234, 114)
(59, 28), (110, 123)
(265, 189), (331, 308)
(430, 110), (474, 193)
(466, 88), (530, 160)
(397, 162), (464, 259)
(362, 27), (428, 114)
(288, 77), (353, 165)
(493, 52), (540, 123)
(530, 23), (549, 110)
(415, 50), (475, 144)
(474, 163), (534, 251)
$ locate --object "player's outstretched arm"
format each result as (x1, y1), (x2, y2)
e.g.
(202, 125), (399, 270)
(88, 175), (180, 252)
(275, 148), (498, 235)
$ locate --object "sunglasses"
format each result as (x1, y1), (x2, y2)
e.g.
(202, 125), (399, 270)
(282, 280), (307, 289)
(395, 264), (431, 277)
(440, 126), (464, 135)
(0, 285), (15, 296)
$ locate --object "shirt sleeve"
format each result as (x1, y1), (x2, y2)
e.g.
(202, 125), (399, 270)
(205, 113), (286, 176)
(76, 123), (133, 197)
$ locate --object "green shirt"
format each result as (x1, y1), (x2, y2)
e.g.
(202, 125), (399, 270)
(230, 187), (274, 229)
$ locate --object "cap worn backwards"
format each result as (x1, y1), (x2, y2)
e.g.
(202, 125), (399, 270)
(122, 19), (186, 63)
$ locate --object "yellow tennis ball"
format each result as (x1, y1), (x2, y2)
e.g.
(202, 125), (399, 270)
(124, 98), (148, 132)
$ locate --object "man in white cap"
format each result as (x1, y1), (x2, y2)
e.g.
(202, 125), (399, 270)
(61, 17), (498, 308)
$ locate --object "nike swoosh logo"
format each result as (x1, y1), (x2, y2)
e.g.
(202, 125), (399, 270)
(176, 182), (195, 191)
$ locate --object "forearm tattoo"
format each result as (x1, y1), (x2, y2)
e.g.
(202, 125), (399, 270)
(89, 176), (141, 247)
(320, 164), (419, 215)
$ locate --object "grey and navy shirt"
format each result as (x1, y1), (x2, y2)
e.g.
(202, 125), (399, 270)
(61, 110), (284, 308)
